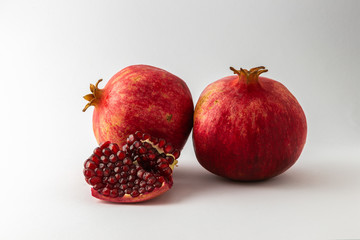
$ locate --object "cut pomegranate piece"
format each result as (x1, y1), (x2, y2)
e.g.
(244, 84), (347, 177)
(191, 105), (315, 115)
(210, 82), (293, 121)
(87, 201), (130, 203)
(83, 132), (179, 203)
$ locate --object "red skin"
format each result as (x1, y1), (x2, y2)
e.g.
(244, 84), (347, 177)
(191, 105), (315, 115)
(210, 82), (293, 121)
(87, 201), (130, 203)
(193, 70), (307, 181)
(91, 182), (171, 203)
(90, 65), (194, 150)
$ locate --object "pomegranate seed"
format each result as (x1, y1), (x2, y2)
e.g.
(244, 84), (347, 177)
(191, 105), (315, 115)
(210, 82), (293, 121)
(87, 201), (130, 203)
(161, 167), (172, 176)
(107, 162), (114, 170)
(131, 190), (140, 197)
(158, 163), (169, 171)
(100, 141), (111, 149)
(147, 153), (156, 160)
(172, 149), (180, 159)
(157, 158), (168, 165)
(102, 148), (112, 157)
(122, 145), (128, 152)
(121, 165), (130, 172)
(84, 169), (95, 178)
(128, 175), (136, 182)
(127, 134), (135, 145)
(150, 137), (158, 145)
(114, 167), (121, 173)
(93, 147), (102, 157)
(85, 160), (96, 170)
(108, 176), (117, 184)
(109, 143), (120, 153)
(139, 187), (146, 194)
(93, 183), (104, 190)
(145, 185), (154, 192)
(119, 178), (127, 184)
(164, 143), (174, 153)
(156, 176), (165, 183)
(94, 168), (103, 177)
(138, 146), (147, 154)
(154, 181), (162, 188)
(134, 141), (141, 148)
(120, 184), (127, 190)
(125, 188), (132, 194)
(110, 189), (118, 198)
(120, 171), (128, 178)
(143, 142), (152, 149)
(134, 179), (140, 185)
(147, 176), (156, 185)
(98, 163), (105, 169)
(127, 182), (134, 188)
(100, 156), (109, 164)
(118, 190), (125, 197)
(134, 131), (143, 140)
(102, 188), (110, 196)
(132, 185), (140, 190)
(143, 172), (153, 180)
(139, 180), (146, 187)
(137, 169), (145, 179)
(123, 157), (132, 165)
(116, 151), (126, 160)
(89, 177), (101, 185)
(109, 154), (117, 163)
(90, 154), (101, 165)
(166, 156), (174, 164)
(158, 138), (166, 148)
(142, 133), (151, 140)
(115, 173), (121, 180)
(103, 168), (111, 177)
(129, 168), (137, 176)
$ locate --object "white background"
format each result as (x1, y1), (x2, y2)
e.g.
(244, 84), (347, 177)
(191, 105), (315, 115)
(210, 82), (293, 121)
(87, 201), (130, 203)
(1, 0), (359, 239)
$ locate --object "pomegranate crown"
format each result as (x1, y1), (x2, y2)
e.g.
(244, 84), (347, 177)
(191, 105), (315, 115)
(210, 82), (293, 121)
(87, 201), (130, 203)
(230, 66), (268, 85)
(83, 79), (103, 112)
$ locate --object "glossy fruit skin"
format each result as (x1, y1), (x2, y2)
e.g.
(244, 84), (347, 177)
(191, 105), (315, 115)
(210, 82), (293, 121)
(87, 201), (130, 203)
(193, 69), (307, 181)
(91, 65), (194, 150)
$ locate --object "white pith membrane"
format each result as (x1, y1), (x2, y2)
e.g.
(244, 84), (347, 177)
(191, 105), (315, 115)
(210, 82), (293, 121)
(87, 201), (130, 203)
(84, 133), (179, 202)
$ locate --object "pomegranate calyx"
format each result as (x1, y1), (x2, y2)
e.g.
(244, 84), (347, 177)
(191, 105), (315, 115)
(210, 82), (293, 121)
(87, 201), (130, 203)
(82, 79), (103, 112)
(230, 66), (268, 85)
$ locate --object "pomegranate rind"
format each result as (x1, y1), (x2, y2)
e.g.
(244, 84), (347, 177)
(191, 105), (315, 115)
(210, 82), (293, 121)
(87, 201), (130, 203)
(91, 182), (171, 203)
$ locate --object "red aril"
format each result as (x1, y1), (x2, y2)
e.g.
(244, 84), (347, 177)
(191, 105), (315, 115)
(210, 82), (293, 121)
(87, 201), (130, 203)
(83, 132), (180, 203)
(82, 65), (193, 150)
(193, 66), (307, 181)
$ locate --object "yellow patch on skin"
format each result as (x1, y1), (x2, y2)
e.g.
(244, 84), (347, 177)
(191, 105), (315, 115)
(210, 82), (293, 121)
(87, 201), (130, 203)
(161, 92), (170, 99)
(132, 75), (142, 82)
(194, 88), (217, 121)
(147, 105), (157, 112)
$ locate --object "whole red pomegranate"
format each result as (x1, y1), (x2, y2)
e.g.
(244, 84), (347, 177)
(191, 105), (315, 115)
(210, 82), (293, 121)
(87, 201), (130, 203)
(83, 65), (194, 150)
(193, 66), (307, 181)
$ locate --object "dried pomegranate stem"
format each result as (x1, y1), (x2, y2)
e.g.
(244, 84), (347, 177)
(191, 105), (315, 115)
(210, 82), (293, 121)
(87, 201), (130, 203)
(82, 79), (103, 112)
(230, 66), (268, 85)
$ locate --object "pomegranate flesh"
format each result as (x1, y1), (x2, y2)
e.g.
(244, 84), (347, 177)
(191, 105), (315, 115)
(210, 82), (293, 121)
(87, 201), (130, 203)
(83, 65), (194, 150)
(83, 132), (180, 203)
(193, 66), (307, 181)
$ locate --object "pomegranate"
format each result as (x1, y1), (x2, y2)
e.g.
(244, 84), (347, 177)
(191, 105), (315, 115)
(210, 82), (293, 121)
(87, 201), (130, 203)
(83, 65), (194, 150)
(193, 66), (307, 181)
(83, 131), (180, 203)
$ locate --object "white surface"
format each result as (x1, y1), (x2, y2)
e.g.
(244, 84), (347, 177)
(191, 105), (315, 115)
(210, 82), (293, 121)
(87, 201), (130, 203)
(1, 0), (359, 239)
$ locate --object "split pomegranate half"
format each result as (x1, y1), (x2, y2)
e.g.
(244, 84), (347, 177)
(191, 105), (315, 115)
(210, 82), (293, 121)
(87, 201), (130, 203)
(83, 131), (180, 203)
